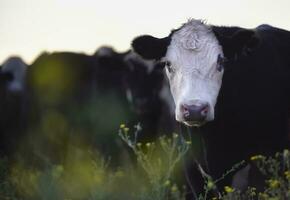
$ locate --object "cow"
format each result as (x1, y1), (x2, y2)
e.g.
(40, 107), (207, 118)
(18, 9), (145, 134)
(27, 52), (97, 106)
(14, 48), (172, 166)
(23, 51), (104, 164)
(95, 46), (174, 141)
(0, 57), (27, 156)
(132, 19), (290, 196)
(1, 56), (27, 93)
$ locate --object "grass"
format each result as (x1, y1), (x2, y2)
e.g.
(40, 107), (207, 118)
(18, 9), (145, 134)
(119, 123), (190, 200)
(0, 124), (289, 200)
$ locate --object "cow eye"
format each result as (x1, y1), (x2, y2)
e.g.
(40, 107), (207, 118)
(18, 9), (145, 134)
(165, 61), (174, 73)
(217, 54), (226, 72)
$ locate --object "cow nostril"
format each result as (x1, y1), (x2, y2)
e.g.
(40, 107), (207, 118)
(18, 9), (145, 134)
(181, 104), (188, 112)
(181, 105), (190, 118)
(181, 102), (209, 122)
(200, 105), (209, 116)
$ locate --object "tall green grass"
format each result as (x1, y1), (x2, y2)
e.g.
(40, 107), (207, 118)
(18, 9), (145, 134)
(0, 124), (289, 200)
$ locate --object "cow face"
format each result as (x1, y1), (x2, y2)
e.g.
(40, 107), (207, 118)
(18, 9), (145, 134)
(164, 23), (224, 126)
(124, 53), (164, 115)
(132, 19), (259, 127)
(1, 57), (27, 93)
(95, 48), (164, 116)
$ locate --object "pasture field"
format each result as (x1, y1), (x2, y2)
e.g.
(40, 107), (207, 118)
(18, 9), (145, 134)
(0, 50), (289, 200)
(0, 124), (289, 200)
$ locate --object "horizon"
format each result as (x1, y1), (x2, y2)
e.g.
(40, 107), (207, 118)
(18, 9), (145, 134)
(1, 0), (290, 64)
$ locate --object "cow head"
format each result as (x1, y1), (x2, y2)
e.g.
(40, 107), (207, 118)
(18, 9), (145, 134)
(95, 47), (164, 115)
(1, 57), (27, 93)
(124, 53), (164, 115)
(132, 19), (259, 127)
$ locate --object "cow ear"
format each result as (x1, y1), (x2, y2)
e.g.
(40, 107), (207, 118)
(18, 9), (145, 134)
(215, 29), (260, 60)
(132, 35), (170, 60)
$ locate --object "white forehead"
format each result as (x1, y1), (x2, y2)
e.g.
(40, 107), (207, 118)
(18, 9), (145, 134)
(165, 20), (223, 69)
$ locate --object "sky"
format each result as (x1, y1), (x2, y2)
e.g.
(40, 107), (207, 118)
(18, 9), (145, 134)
(1, 0), (290, 64)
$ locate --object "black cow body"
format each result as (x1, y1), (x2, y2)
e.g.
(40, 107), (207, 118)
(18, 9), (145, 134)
(1, 48), (171, 166)
(132, 23), (290, 197)
(95, 47), (171, 141)
(206, 24), (290, 182)
(0, 57), (27, 156)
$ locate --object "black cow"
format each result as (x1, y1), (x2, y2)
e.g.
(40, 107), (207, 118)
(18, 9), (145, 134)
(132, 20), (290, 196)
(15, 48), (171, 166)
(95, 46), (172, 141)
(0, 57), (27, 156)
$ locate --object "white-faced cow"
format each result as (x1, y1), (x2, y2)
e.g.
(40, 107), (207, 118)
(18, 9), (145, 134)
(132, 19), (290, 195)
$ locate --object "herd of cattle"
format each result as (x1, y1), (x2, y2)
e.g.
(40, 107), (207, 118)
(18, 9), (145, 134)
(0, 47), (178, 161)
(0, 19), (290, 198)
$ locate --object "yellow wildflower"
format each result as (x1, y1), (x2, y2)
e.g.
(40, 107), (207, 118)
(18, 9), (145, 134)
(249, 187), (256, 196)
(120, 124), (126, 129)
(268, 179), (280, 188)
(171, 184), (178, 192)
(146, 142), (151, 148)
(285, 171), (290, 179)
(186, 141), (192, 145)
(124, 127), (129, 132)
(250, 155), (264, 161)
(258, 192), (269, 199)
(283, 149), (289, 157)
(164, 180), (171, 186)
(224, 186), (235, 193)
(207, 181), (215, 190)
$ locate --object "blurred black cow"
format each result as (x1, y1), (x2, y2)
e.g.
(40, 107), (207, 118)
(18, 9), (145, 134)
(5, 47), (173, 166)
(0, 57), (27, 156)
(95, 46), (174, 141)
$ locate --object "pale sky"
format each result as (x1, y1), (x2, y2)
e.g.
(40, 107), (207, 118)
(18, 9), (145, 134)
(1, 0), (290, 64)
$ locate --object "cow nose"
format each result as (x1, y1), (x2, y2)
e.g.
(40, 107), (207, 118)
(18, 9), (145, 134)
(181, 101), (209, 122)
